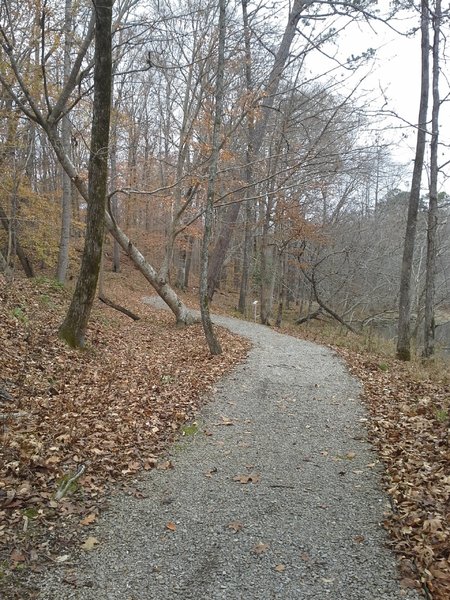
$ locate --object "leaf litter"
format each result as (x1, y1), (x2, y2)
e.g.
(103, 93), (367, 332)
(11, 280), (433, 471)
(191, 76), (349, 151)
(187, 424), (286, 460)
(337, 346), (450, 600)
(0, 272), (250, 598)
(280, 320), (450, 600)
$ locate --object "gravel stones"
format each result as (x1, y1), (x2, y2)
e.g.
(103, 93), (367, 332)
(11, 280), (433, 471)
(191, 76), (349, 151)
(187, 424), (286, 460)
(36, 309), (420, 600)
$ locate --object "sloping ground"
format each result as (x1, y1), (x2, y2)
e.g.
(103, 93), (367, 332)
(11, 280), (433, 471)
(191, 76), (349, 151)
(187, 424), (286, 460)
(339, 348), (450, 600)
(281, 323), (450, 600)
(0, 274), (250, 599)
(33, 311), (420, 600)
(1, 271), (449, 599)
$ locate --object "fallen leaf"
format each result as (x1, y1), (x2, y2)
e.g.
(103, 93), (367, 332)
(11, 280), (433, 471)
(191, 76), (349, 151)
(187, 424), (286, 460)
(143, 458), (158, 470)
(275, 564), (286, 572)
(233, 473), (260, 484)
(227, 521), (244, 533)
(79, 513), (97, 526)
(166, 521), (177, 532)
(157, 460), (174, 471)
(81, 536), (100, 551)
(55, 554), (70, 562)
(10, 548), (26, 562)
(252, 542), (269, 555)
(400, 577), (419, 589)
(353, 535), (365, 544)
(204, 467), (218, 478)
(300, 552), (310, 561)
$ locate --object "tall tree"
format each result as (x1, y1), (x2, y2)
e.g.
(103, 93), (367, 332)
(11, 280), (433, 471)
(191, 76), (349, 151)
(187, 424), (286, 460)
(397, 0), (430, 361)
(56, 0), (74, 283)
(59, 0), (113, 347)
(200, 0), (226, 355)
(207, 0), (313, 302)
(423, 0), (441, 358)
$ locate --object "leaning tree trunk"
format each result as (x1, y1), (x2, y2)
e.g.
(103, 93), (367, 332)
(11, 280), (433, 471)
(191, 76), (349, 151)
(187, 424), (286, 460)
(207, 0), (311, 303)
(59, 0), (113, 347)
(423, 0), (441, 358)
(397, 0), (430, 361)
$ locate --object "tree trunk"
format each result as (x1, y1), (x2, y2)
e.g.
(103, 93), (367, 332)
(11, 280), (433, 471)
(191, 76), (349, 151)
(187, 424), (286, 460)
(238, 0), (254, 315)
(275, 251), (287, 327)
(397, 0), (430, 361)
(207, 0), (310, 303)
(423, 0), (441, 358)
(56, 0), (73, 284)
(199, 0), (226, 355)
(207, 202), (241, 300)
(183, 235), (194, 289)
(0, 203), (34, 278)
(110, 116), (121, 272)
(59, 0), (113, 347)
(238, 200), (253, 313)
(106, 209), (197, 324)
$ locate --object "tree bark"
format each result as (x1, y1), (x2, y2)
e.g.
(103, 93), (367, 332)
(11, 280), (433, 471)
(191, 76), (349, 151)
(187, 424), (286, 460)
(59, 0), (113, 347)
(207, 0), (311, 302)
(397, 0), (430, 361)
(0, 203), (34, 278)
(110, 117), (121, 272)
(56, 0), (73, 283)
(199, 0), (226, 355)
(238, 0), (255, 315)
(207, 202), (240, 300)
(423, 0), (441, 358)
(106, 207), (197, 324)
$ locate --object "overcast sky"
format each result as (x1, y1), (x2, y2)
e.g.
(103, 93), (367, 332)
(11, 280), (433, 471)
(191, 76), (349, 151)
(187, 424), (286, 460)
(296, 1), (449, 187)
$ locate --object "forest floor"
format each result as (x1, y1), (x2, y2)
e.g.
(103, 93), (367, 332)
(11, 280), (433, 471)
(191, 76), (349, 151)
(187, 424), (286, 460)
(1, 266), (449, 599)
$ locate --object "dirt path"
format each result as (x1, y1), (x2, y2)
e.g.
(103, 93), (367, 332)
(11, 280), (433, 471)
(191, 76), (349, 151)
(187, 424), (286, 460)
(37, 304), (419, 599)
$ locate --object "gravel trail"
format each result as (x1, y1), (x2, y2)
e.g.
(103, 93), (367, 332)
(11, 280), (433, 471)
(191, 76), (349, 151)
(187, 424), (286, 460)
(37, 305), (419, 600)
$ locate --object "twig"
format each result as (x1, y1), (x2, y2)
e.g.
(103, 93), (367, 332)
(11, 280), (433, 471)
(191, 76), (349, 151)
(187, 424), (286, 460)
(98, 293), (140, 321)
(55, 464), (86, 501)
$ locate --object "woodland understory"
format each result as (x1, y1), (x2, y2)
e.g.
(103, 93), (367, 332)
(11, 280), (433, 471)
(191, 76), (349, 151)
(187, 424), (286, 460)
(1, 0), (450, 597)
(0, 265), (449, 600)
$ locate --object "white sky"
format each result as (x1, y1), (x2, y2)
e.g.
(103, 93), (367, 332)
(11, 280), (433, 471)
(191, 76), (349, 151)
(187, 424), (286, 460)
(298, 1), (450, 187)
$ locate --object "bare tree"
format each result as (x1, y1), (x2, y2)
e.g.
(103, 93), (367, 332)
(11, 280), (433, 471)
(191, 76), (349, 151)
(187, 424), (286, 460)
(199, 0), (226, 355)
(59, 0), (113, 347)
(56, 0), (75, 283)
(423, 0), (441, 358)
(397, 0), (430, 361)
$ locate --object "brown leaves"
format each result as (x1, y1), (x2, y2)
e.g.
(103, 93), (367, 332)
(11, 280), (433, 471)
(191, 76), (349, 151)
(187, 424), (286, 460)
(0, 274), (250, 592)
(333, 346), (450, 600)
(10, 549), (26, 563)
(227, 521), (243, 533)
(166, 521), (177, 532)
(233, 473), (260, 484)
(80, 536), (100, 551)
(252, 542), (269, 555)
(79, 513), (97, 526)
